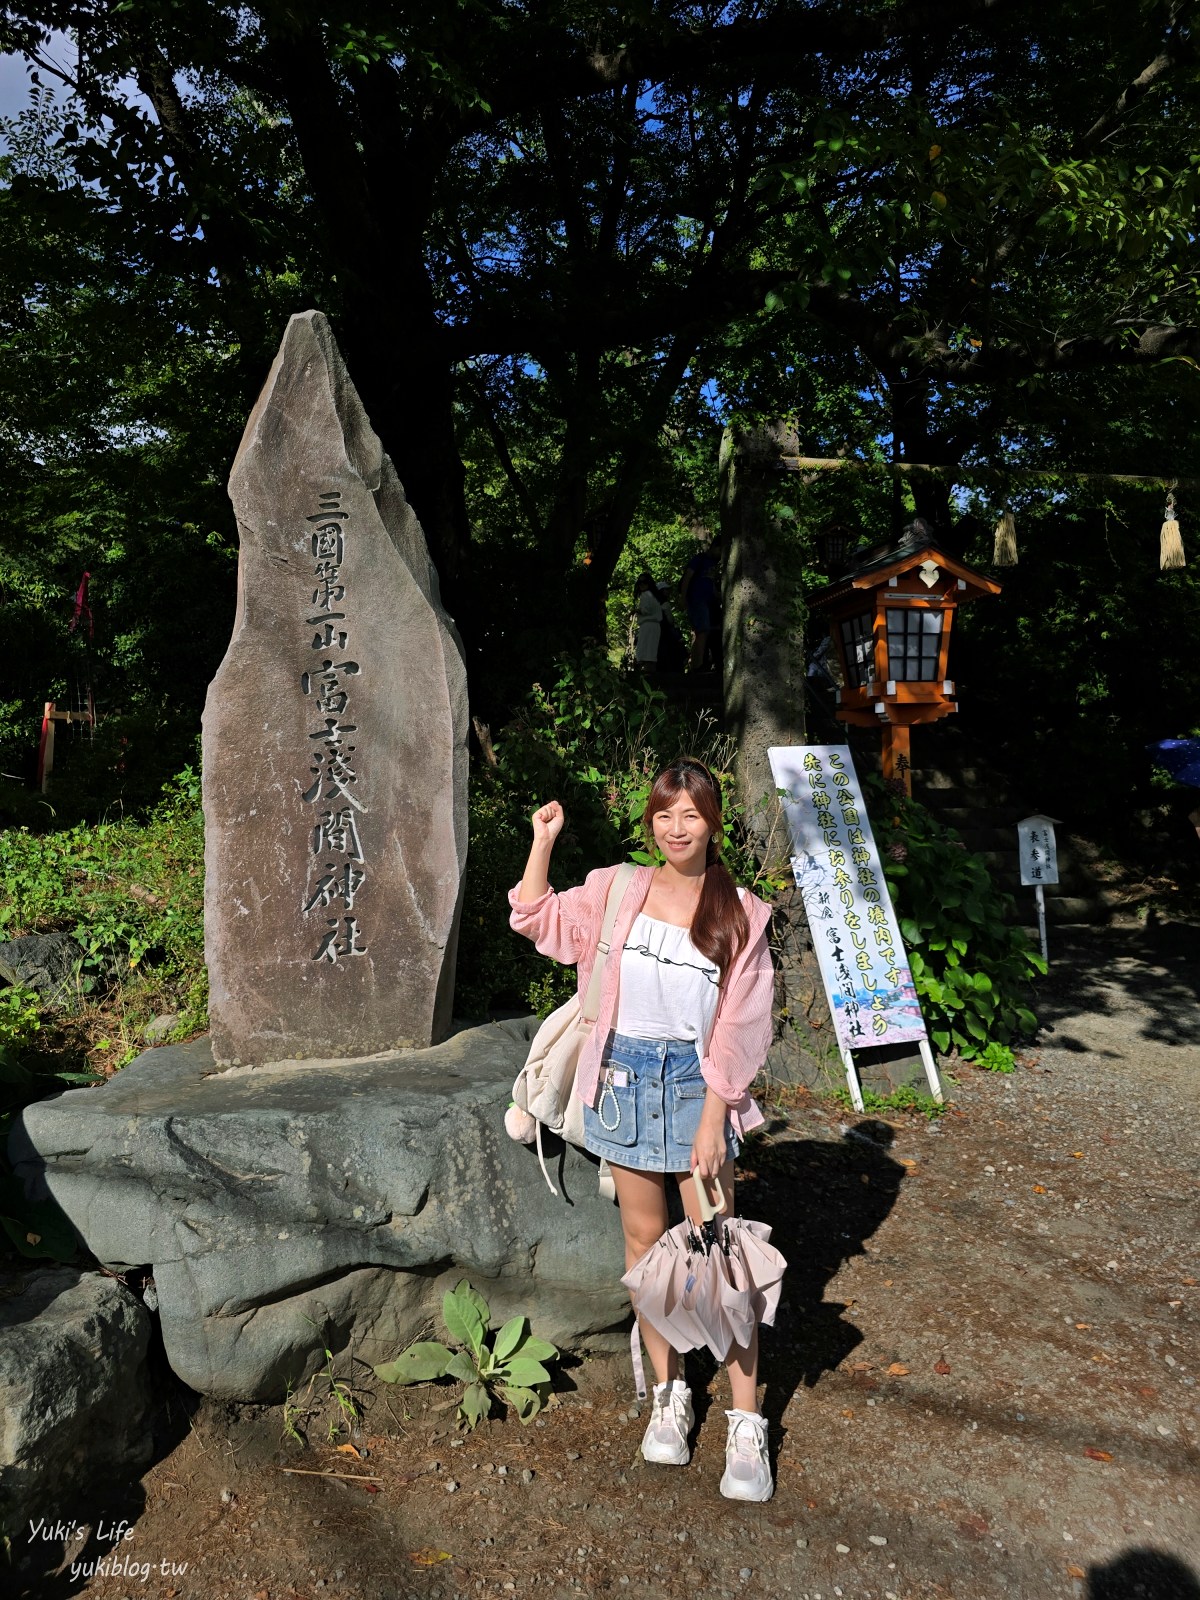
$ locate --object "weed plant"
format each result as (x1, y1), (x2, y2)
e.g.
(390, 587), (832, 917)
(828, 1083), (948, 1120)
(376, 1279), (559, 1428)
(0, 765), (206, 1071)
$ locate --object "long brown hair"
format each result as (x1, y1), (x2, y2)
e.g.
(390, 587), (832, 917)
(642, 757), (749, 982)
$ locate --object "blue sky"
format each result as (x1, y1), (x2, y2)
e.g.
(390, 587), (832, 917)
(0, 49), (38, 122)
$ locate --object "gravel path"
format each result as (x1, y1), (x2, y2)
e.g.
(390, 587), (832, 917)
(17, 919), (1199, 1600)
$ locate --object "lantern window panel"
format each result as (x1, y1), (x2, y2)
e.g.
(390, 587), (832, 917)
(839, 613), (875, 687)
(886, 606), (943, 681)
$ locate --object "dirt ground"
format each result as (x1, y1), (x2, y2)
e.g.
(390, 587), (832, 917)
(12, 916), (1200, 1600)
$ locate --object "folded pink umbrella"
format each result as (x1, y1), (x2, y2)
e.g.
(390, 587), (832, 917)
(621, 1173), (787, 1393)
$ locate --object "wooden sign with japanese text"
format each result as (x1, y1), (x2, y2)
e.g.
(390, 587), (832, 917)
(769, 745), (928, 1051)
(1017, 815), (1060, 887)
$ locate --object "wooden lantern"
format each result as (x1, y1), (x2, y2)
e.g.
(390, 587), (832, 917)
(810, 532), (1001, 793)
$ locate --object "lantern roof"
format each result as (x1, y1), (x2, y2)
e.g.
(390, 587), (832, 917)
(810, 520), (1002, 612)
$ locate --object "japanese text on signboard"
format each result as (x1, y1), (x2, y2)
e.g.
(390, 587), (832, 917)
(768, 745), (927, 1051)
(1017, 817), (1060, 886)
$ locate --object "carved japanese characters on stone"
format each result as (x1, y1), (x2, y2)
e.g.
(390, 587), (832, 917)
(203, 311), (468, 1064)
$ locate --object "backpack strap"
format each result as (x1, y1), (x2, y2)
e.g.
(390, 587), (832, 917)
(580, 862), (637, 1025)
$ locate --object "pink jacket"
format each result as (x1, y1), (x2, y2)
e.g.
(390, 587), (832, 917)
(508, 864), (773, 1135)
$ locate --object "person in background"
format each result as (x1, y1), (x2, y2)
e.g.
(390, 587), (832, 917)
(633, 571), (664, 670)
(679, 537), (724, 673)
(655, 580), (688, 673)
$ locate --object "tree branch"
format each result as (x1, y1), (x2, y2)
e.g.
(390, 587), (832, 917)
(1076, 0), (1197, 153)
(470, 0), (1017, 125)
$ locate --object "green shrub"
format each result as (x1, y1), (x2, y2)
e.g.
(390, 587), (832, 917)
(0, 763), (207, 1064)
(864, 777), (1045, 1061)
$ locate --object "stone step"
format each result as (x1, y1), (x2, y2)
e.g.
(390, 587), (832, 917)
(940, 812), (1036, 838)
(1018, 894), (1112, 926)
(919, 793), (1026, 821)
(915, 771), (1007, 798)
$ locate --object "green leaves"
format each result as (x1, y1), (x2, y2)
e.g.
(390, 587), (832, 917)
(443, 1281), (487, 1356)
(492, 1315), (526, 1363)
(866, 777), (1043, 1065)
(374, 1282), (559, 1430)
(374, 1341), (453, 1385)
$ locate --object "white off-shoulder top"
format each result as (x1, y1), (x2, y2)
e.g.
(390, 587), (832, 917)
(614, 892), (747, 1043)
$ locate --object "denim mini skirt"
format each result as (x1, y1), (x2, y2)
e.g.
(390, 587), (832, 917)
(581, 1032), (739, 1174)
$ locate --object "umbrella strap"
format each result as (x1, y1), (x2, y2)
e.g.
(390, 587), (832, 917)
(630, 1323), (647, 1401)
(534, 1122), (559, 1196)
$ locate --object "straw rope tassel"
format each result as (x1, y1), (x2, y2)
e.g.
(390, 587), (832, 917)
(1160, 494), (1185, 570)
(993, 507), (1018, 566)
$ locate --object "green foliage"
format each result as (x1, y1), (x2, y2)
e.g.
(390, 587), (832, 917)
(953, 486), (1200, 853)
(0, 764), (207, 1065)
(0, 981), (96, 1261)
(864, 778), (1045, 1062)
(281, 1342), (361, 1446)
(830, 1083), (947, 1120)
(0, 982), (41, 1071)
(374, 1279), (560, 1429)
(974, 1041), (1017, 1074)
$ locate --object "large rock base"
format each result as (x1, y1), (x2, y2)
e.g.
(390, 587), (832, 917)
(10, 1022), (628, 1401)
(0, 1269), (152, 1534)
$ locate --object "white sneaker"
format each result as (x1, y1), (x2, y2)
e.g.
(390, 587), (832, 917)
(720, 1409), (773, 1502)
(640, 1381), (694, 1465)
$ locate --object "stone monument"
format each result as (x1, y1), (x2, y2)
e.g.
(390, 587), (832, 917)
(9, 315), (628, 1409)
(203, 311), (468, 1064)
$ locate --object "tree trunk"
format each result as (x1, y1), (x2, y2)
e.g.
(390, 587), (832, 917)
(718, 423), (808, 872)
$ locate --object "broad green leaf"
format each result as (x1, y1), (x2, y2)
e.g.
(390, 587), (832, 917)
(513, 1335), (558, 1364)
(455, 1279), (492, 1323)
(459, 1381), (490, 1429)
(374, 1341), (453, 1385)
(493, 1315), (527, 1363)
(500, 1357), (552, 1387)
(445, 1350), (479, 1385)
(443, 1288), (485, 1355)
(0, 1205), (77, 1262)
(0, 1053), (33, 1087)
(501, 1385), (542, 1422)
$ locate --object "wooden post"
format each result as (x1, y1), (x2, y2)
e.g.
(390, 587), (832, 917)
(881, 724), (912, 794)
(37, 701), (95, 792)
(38, 702), (55, 793)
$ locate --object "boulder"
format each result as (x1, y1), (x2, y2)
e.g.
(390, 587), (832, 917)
(10, 1022), (628, 1401)
(0, 1268), (152, 1532)
(203, 310), (468, 1066)
(0, 934), (84, 1013)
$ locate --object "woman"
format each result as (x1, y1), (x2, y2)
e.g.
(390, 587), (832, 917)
(632, 571), (664, 669)
(508, 757), (775, 1501)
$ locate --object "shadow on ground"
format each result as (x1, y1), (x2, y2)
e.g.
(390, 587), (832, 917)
(1032, 919), (1200, 1050)
(654, 1119), (906, 1451)
(1088, 1546), (1200, 1599)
